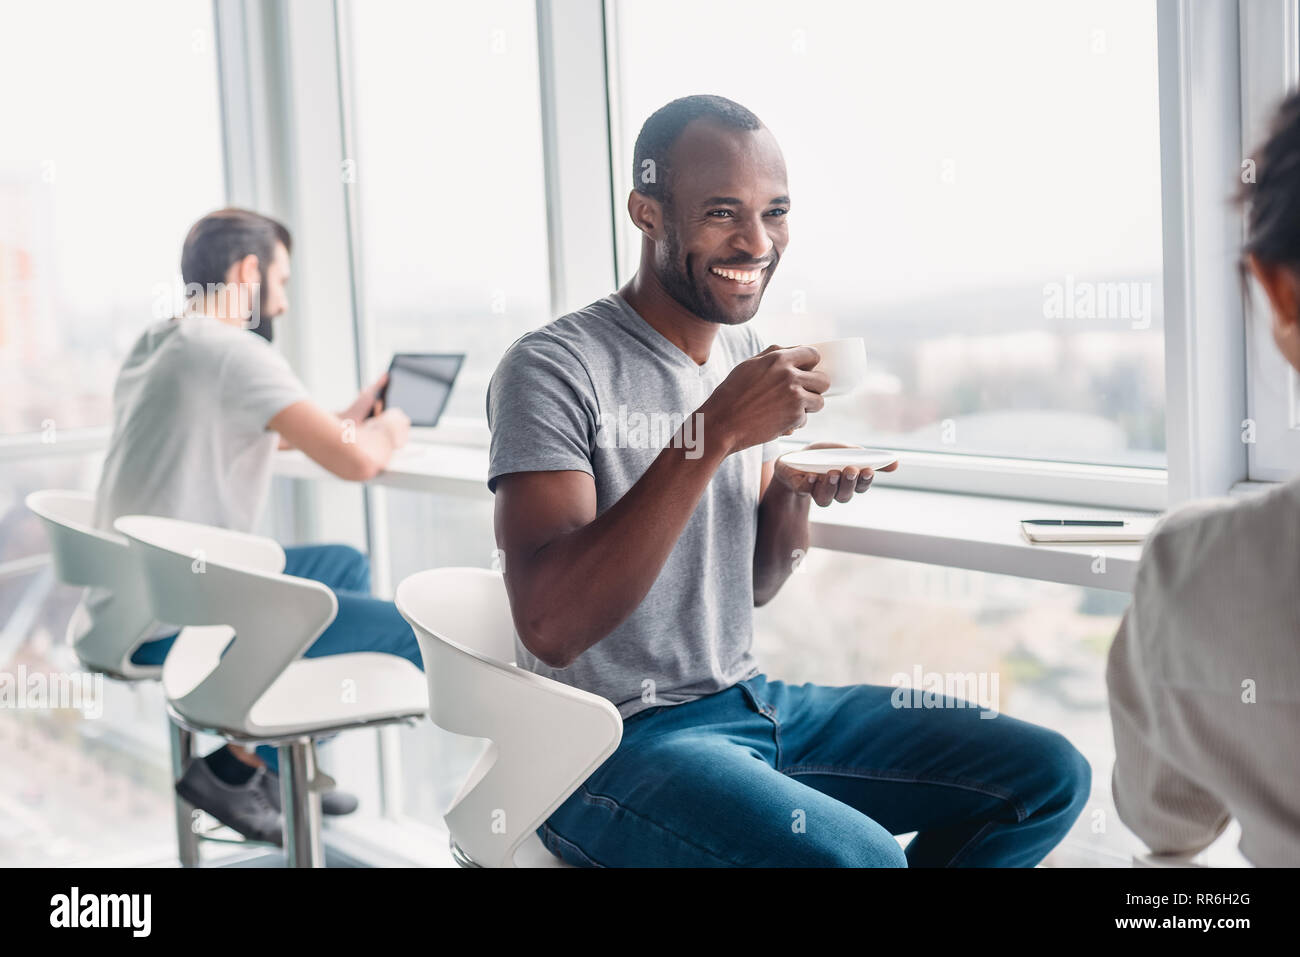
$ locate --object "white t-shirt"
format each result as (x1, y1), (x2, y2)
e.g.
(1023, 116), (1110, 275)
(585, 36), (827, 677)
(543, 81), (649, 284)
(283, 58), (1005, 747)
(83, 316), (310, 642)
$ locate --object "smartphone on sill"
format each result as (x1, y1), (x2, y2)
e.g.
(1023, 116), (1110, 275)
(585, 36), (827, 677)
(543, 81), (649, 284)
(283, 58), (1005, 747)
(1019, 518), (1157, 544)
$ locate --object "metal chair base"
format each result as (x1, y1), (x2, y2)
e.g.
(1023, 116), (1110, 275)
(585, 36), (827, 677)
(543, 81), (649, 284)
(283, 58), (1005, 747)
(449, 837), (483, 868)
(279, 737), (325, 867)
(168, 720), (327, 867)
(164, 709), (423, 868)
(168, 717), (201, 867)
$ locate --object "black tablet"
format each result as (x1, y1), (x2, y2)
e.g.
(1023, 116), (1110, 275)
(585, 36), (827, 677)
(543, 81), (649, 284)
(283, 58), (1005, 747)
(376, 353), (465, 427)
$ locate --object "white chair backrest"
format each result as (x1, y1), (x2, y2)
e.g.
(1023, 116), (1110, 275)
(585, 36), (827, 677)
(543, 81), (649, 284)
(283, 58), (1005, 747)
(25, 490), (156, 678)
(113, 514), (336, 737)
(395, 567), (622, 867)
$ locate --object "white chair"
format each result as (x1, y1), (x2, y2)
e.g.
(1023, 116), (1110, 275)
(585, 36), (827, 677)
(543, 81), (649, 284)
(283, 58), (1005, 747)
(26, 490), (160, 680)
(114, 514), (428, 867)
(1133, 850), (1206, 867)
(25, 490), (215, 866)
(395, 566), (623, 868)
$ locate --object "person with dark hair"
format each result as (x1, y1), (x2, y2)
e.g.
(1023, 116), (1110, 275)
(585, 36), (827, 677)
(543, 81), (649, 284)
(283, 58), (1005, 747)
(84, 207), (422, 845)
(179, 208), (293, 342)
(1107, 90), (1300, 867)
(631, 93), (763, 205)
(486, 95), (1090, 866)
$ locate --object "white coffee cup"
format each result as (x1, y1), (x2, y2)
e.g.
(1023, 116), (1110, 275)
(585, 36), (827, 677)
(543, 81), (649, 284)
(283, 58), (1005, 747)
(807, 338), (867, 397)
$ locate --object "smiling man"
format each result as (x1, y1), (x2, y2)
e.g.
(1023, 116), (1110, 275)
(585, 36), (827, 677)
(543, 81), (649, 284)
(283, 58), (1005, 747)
(486, 95), (1090, 866)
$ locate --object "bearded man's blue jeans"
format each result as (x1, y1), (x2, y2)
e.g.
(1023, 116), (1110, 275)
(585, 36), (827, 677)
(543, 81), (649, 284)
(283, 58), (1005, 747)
(130, 543), (423, 772)
(537, 673), (1091, 867)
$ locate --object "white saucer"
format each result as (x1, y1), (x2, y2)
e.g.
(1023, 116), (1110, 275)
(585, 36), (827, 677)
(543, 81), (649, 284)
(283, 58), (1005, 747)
(777, 448), (899, 474)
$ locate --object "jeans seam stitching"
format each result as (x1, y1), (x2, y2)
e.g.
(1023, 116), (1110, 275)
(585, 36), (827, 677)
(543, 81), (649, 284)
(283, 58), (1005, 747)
(946, 819), (998, 867)
(539, 822), (606, 868)
(739, 680), (783, 768)
(780, 764), (1028, 821)
(578, 785), (748, 866)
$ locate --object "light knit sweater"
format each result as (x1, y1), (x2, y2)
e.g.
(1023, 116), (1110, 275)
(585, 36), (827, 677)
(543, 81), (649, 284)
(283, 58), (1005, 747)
(1106, 475), (1300, 866)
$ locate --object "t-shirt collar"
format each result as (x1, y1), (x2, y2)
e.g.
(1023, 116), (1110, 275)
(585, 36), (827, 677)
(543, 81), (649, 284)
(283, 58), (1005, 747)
(607, 292), (723, 374)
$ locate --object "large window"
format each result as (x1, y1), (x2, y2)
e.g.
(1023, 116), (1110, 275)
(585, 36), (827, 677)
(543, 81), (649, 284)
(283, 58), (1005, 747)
(344, 0), (552, 425)
(1242, 2), (1300, 482)
(0, 0), (225, 436)
(611, 0), (1166, 468)
(0, 0), (225, 866)
(341, 0), (554, 837)
(0, 453), (184, 866)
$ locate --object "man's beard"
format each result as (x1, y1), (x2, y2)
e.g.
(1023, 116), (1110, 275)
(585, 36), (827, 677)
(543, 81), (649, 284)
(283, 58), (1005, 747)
(248, 284), (275, 342)
(658, 219), (772, 325)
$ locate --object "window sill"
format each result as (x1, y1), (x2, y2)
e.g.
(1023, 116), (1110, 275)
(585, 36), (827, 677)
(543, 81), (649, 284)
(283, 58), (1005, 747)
(276, 442), (1154, 591)
(806, 485), (1145, 592)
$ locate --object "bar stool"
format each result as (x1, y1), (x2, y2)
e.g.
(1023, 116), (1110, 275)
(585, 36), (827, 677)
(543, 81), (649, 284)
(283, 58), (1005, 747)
(114, 514), (428, 866)
(25, 490), (233, 866)
(395, 566), (622, 868)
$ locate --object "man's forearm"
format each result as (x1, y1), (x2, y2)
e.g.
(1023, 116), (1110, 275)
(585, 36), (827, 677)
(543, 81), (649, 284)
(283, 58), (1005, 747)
(509, 438), (731, 667)
(350, 422), (397, 478)
(753, 480), (811, 606)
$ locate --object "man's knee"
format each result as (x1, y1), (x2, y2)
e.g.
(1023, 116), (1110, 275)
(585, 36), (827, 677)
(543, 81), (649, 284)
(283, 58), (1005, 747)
(761, 809), (908, 867)
(322, 543), (370, 591)
(1059, 738), (1093, 812)
(1025, 727), (1092, 818)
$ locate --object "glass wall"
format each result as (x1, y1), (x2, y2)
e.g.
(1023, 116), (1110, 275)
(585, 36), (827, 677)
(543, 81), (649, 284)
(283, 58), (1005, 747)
(0, 453), (182, 866)
(340, 0), (555, 833)
(344, 0), (552, 424)
(0, 0), (225, 435)
(0, 0), (225, 865)
(611, 0), (1165, 468)
(381, 490), (498, 827)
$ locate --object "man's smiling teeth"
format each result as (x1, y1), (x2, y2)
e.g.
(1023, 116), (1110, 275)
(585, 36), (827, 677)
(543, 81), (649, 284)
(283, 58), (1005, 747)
(710, 266), (763, 284)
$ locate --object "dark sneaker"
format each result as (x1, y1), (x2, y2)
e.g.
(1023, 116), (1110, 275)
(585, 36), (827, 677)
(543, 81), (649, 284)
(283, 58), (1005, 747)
(259, 769), (360, 817)
(175, 760), (283, 846)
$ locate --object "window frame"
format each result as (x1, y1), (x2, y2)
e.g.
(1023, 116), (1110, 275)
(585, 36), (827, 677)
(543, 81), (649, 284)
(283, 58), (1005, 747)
(0, 0), (228, 444)
(3, 1), (1278, 512)
(0, 4), (1285, 485)
(1241, 0), (1300, 482)
(597, 0), (1269, 510)
(212, 0), (371, 558)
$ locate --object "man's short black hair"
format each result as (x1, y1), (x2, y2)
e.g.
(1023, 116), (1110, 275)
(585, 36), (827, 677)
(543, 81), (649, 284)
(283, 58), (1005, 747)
(631, 94), (763, 206)
(181, 207), (292, 288)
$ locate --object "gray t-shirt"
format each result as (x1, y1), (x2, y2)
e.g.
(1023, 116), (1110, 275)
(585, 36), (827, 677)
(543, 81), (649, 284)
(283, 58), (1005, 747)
(486, 292), (781, 719)
(83, 316), (309, 642)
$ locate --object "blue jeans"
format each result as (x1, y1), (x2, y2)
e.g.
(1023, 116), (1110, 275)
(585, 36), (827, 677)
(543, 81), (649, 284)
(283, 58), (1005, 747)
(537, 673), (1091, 867)
(130, 543), (424, 773)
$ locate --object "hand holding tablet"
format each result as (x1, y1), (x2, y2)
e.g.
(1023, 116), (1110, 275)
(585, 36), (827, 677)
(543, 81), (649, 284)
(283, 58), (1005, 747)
(369, 353), (465, 427)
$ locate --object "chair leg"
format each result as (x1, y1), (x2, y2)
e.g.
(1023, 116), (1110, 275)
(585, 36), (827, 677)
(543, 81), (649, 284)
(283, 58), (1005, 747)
(449, 836), (481, 869)
(279, 738), (324, 867)
(167, 717), (201, 868)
